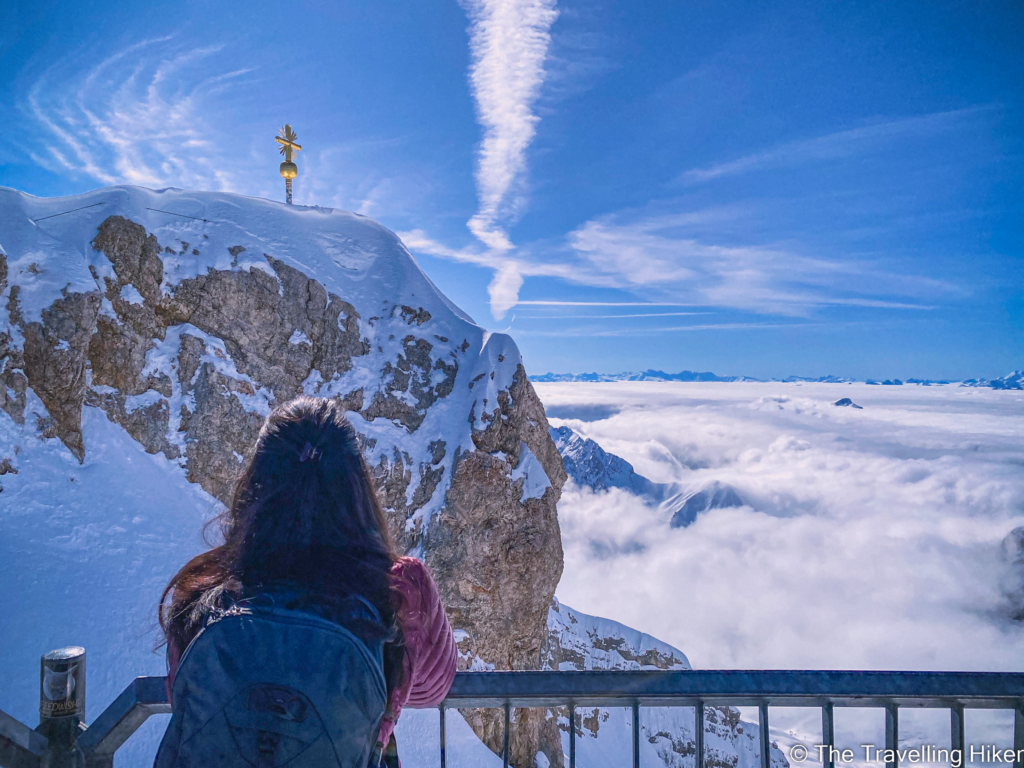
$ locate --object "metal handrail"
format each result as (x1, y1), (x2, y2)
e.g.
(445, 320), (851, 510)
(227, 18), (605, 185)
(2, 669), (1023, 768)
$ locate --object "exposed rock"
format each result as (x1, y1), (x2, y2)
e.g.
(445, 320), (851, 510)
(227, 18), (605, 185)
(362, 335), (449, 431)
(833, 398), (863, 409)
(429, 447), (563, 672)
(0, 317), (28, 424)
(84, 388), (180, 459)
(92, 215), (165, 302)
(21, 290), (102, 461)
(397, 304), (431, 326)
(159, 256), (368, 403)
(180, 360), (266, 502)
(472, 366), (567, 492)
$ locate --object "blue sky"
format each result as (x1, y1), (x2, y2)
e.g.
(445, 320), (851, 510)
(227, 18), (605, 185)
(1, 0), (1021, 379)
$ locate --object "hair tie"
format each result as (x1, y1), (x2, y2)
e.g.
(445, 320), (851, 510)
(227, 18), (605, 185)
(299, 442), (321, 462)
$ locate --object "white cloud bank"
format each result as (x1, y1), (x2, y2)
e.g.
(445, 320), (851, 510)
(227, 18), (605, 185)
(541, 381), (1024, 674)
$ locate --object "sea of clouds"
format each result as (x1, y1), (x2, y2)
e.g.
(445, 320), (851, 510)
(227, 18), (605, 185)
(538, 381), (1024, 759)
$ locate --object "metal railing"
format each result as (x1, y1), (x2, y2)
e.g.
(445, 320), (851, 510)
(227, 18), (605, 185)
(1, 648), (1022, 768)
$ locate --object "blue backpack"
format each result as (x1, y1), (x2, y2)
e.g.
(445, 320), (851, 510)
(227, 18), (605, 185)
(154, 592), (388, 768)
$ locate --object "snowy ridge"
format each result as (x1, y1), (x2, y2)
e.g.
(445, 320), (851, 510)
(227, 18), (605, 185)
(550, 425), (664, 498)
(546, 597), (690, 671)
(543, 600), (789, 768)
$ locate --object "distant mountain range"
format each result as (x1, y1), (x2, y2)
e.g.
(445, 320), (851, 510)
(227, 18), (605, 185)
(532, 369), (1024, 389)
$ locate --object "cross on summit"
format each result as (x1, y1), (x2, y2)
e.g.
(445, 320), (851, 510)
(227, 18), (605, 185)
(276, 124), (302, 204)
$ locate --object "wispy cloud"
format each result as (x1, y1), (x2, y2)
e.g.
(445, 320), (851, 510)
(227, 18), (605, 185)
(461, 0), (559, 252)
(400, 226), (602, 319)
(679, 106), (992, 185)
(524, 311), (708, 319)
(512, 321), (807, 338)
(24, 38), (259, 193)
(515, 300), (699, 307)
(566, 210), (950, 315)
(404, 200), (948, 322)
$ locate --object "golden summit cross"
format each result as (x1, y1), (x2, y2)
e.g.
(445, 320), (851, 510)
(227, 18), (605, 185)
(276, 124), (302, 204)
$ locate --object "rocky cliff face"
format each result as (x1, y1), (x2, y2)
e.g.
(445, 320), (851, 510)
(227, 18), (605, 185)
(0, 187), (565, 764)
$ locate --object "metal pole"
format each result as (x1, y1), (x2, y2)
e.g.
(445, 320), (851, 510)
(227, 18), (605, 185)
(568, 703), (576, 768)
(38, 647), (85, 768)
(822, 703), (835, 768)
(439, 704), (446, 768)
(950, 704), (965, 758)
(1014, 702), (1023, 768)
(285, 179), (293, 205)
(885, 704), (899, 768)
(758, 704), (770, 768)
(502, 703), (510, 768)
(695, 702), (705, 768)
(632, 701), (641, 768)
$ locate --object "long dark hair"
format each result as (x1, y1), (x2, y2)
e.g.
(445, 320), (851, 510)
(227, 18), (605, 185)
(159, 396), (404, 693)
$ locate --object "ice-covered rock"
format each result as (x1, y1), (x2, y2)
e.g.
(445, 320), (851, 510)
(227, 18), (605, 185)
(666, 482), (745, 528)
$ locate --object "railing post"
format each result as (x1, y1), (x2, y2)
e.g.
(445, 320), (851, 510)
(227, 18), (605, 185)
(632, 701), (641, 768)
(1014, 702), (1023, 768)
(821, 703), (835, 768)
(885, 704), (899, 768)
(37, 647), (85, 768)
(439, 704), (446, 768)
(695, 702), (705, 768)
(758, 703), (770, 768)
(502, 703), (510, 768)
(950, 704), (965, 758)
(568, 703), (576, 768)
(0, 707), (47, 768)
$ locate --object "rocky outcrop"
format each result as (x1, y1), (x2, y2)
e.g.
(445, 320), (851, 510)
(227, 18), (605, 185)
(21, 290), (102, 461)
(0, 255), (29, 425)
(0, 189), (565, 767)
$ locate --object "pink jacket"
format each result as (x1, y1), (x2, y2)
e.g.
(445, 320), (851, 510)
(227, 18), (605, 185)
(377, 556), (457, 743)
(166, 557), (457, 746)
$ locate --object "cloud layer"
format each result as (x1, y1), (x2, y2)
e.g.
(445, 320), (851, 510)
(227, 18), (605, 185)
(542, 381), (1024, 673)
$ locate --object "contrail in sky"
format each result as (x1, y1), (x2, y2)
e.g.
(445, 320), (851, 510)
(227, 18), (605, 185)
(461, 0), (558, 259)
